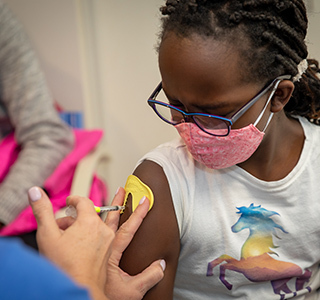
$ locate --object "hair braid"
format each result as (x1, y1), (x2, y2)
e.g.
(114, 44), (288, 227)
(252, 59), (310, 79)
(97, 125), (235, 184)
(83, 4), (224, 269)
(243, 0), (307, 29)
(229, 10), (307, 60)
(287, 60), (320, 119)
(160, 0), (179, 15)
(262, 32), (302, 64)
(159, 0), (320, 122)
(275, 55), (298, 77)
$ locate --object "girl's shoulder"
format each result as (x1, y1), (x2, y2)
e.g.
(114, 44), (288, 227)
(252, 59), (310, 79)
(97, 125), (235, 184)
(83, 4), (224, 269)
(137, 138), (191, 171)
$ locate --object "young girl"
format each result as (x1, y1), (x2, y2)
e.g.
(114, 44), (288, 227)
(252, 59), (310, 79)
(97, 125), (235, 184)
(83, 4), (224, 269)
(120, 1), (320, 299)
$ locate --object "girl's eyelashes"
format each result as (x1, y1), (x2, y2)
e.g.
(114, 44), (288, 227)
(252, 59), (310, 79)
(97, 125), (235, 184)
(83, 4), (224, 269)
(164, 95), (185, 108)
(168, 99), (184, 108)
(167, 98), (230, 116)
(164, 90), (235, 116)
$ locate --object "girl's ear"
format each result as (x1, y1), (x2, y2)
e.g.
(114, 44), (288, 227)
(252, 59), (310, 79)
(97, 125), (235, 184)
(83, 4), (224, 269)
(271, 80), (295, 113)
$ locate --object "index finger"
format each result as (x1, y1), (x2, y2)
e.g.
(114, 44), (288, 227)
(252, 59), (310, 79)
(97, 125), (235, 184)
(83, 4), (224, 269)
(105, 187), (126, 232)
(112, 196), (150, 255)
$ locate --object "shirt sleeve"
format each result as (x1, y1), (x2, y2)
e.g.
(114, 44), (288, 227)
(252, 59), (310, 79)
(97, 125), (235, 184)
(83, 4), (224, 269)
(0, 238), (91, 300)
(0, 1), (74, 225)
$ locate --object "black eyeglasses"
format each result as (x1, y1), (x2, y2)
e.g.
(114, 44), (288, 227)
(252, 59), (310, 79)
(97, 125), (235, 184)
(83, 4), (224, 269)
(147, 75), (291, 136)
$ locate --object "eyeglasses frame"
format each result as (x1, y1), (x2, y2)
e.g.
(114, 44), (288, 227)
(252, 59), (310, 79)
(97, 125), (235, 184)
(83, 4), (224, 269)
(147, 74), (291, 136)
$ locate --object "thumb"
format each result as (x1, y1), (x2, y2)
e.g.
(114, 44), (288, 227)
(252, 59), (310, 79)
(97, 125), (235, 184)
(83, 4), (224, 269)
(134, 259), (166, 296)
(28, 186), (60, 239)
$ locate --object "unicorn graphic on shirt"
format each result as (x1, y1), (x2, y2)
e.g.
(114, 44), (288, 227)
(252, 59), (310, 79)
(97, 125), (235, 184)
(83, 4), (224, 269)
(206, 203), (312, 300)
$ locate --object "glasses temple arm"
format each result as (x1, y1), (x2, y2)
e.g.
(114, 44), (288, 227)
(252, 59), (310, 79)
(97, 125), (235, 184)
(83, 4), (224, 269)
(230, 84), (273, 123)
(148, 82), (162, 100)
(230, 75), (291, 123)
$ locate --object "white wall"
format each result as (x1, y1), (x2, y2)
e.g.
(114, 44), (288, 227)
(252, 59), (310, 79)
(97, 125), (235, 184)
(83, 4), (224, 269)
(96, 1), (178, 192)
(3, 0), (320, 201)
(4, 0), (86, 111)
(306, 0), (320, 59)
(88, 0), (177, 197)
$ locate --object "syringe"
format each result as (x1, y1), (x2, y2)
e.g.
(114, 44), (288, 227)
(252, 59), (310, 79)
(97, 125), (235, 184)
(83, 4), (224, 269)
(65, 205), (125, 218)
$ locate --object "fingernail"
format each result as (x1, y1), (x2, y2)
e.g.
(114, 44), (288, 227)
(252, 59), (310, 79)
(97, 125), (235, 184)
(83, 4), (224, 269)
(160, 259), (166, 271)
(28, 187), (42, 202)
(139, 196), (146, 205)
(115, 187), (120, 195)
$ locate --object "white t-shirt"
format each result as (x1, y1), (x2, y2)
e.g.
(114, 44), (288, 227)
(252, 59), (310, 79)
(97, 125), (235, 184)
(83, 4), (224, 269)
(137, 117), (320, 299)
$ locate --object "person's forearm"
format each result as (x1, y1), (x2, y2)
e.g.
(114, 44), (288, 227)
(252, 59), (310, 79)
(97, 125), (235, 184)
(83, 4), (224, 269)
(0, 126), (73, 224)
(76, 281), (109, 300)
(0, 1), (74, 225)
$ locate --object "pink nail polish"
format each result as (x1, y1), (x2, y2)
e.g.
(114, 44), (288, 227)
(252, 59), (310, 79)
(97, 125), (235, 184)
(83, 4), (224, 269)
(139, 196), (146, 205)
(160, 259), (166, 271)
(28, 187), (41, 202)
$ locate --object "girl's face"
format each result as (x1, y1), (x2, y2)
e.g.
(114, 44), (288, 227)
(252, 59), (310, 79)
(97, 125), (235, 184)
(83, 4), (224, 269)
(158, 32), (272, 130)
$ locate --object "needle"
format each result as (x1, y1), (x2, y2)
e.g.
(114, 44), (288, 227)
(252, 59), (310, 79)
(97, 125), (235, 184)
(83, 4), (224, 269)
(65, 205), (125, 218)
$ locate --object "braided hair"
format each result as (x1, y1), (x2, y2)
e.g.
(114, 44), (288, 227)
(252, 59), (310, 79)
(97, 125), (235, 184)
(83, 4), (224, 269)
(159, 0), (320, 122)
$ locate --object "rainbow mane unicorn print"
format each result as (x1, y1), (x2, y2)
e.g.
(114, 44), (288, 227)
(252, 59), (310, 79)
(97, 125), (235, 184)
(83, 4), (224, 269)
(206, 204), (311, 299)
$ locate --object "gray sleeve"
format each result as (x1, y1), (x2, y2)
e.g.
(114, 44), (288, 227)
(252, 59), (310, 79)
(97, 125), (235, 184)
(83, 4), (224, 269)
(0, 1), (74, 225)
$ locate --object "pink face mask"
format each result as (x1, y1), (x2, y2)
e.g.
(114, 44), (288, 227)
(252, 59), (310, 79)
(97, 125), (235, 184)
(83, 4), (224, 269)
(175, 103), (273, 169)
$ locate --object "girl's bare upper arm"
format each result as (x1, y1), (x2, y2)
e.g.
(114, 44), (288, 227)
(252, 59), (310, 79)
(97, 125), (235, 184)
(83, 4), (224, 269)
(119, 160), (180, 300)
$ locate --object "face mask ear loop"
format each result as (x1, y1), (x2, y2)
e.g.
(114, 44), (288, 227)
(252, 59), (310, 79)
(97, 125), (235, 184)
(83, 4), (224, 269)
(253, 79), (282, 128)
(261, 112), (274, 132)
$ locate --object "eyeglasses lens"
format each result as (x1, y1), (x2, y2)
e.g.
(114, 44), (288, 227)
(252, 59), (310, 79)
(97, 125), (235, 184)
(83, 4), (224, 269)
(153, 103), (183, 124)
(193, 115), (229, 136)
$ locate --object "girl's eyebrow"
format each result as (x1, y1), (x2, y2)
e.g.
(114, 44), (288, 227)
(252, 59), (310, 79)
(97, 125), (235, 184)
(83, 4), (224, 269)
(192, 101), (230, 111)
(185, 98), (236, 115)
(163, 87), (236, 113)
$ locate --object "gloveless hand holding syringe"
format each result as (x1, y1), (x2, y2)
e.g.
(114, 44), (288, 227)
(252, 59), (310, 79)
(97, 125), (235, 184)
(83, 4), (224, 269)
(65, 175), (154, 218)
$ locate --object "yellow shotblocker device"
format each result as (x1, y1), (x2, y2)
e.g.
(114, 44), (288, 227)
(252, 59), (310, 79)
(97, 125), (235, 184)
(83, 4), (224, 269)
(122, 175), (154, 213)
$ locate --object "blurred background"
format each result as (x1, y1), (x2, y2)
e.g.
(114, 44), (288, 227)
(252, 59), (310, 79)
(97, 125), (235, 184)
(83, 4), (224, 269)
(3, 0), (320, 201)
